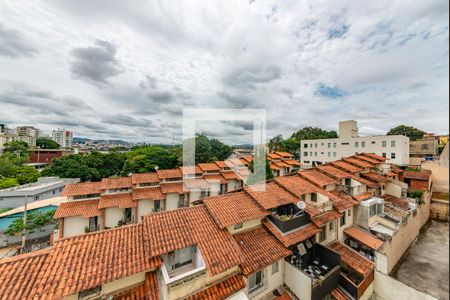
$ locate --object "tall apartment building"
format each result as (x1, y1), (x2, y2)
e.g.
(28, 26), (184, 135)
(52, 128), (73, 148)
(16, 126), (39, 147)
(300, 120), (410, 167)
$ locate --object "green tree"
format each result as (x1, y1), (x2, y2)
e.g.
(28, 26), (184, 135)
(3, 141), (29, 163)
(387, 125), (426, 141)
(268, 135), (285, 152)
(122, 146), (181, 175)
(283, 138), (300, 154)
(0, 178), (18, 189)
(12, 166), (40, 185)
(194, 134), (213, 163)
(291, 127), (338, 141)
(0, 155), (17, 178)
(42, 154), (100, 181)
(4, 209), (56, 236)
(36, 137), (60, 149)
(210, 138), (233, 161)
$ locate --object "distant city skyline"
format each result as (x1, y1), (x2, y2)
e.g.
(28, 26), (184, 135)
(0, 1), (448, 144)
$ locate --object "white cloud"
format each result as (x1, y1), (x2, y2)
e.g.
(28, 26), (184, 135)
(0, 0), (448, 143)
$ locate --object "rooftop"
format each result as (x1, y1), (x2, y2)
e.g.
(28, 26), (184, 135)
(344, 226), (384, 250)
(61, 181), (101, 197)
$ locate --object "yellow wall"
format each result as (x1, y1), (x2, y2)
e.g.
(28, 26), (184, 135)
(64, 215), (89, 238)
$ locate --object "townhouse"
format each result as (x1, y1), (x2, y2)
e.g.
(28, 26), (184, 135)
(0, 152), (432, 300)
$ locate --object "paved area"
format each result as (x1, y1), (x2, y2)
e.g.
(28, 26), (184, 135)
(393, 221), (449, 300)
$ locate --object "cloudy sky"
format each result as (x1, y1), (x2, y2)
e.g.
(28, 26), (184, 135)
(0, 0), (448, 144)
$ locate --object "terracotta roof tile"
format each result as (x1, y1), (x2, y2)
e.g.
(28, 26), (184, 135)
(383, 194), (410, 210)
(99, 193), (135, 209)
(262, 219), (320, 247)
(33, 224), (162, 299)
(331, 160), (363, 173)
(360, 153), (387, 162)
(186, 274), (246, 300)
(0, 249), (51, 300)
(234, 226), (291, 276)
(160, 182), (184, 194)
(275, 175), (320, 197)
(274, 161), (291, 168)
(198, 163), (221, 172)
(343, 157), (372, 168)
(245, 182), (299, 210)
(100, 177), (132, 190)
(311, 210), (342, 227)
(299, 170), (340, 187)
(383, 203), (410, 222)
(204, 174), (228, 184)
(273, 151), (294, 158)
(240, 156), (253, 163)
(267, 153), (283, 160)
(328, 190), (358, 212)
(282, 159), (301, 166)
(54, 199), (101, 218)
(180, 166), (204, 175)
(214, 161), (230, 169)
(403, 171), (431, 180)
(132, 188), (165, 201)
(328, 241), (374, 277)
(331, 288), (351, 300)
(142, 206), (243, 276)
(270, 163), (281, 170)
(344, 226), (384, 250)
(317, 164), (356, 180)
(220, 171), (241, 180)
(112, 272), (159, 300)
(131, 173), (159, 185)
(156, 168), (182, 179)
(354, 155), (381, 165)
(360, 172), (389, 183)
(352, 192), (373, 202)
(62, 182), (101, 197)
(204, 192), (268, 228)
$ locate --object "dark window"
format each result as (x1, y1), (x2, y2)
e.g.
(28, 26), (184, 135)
(154, 200), (161, 212)
(311, 193), (318, 202)
(340, 213), (346, 226)
(79, 286), (101, 300)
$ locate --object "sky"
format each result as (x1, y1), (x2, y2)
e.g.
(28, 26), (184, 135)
(0, 0), (448, 144)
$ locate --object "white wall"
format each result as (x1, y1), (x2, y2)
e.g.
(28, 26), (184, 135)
(105, 207), (123, 228)
(337, 208), (353, 241)
(137, 199), (154, 221)
(64, 216), (88, 237)
(284, 261), (311, 300)
(165, 193), (179, 211)
(250, 260), (285, 300)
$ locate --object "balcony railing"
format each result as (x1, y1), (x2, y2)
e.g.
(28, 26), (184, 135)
(339, 270), (374, 299)
(268, 213), (310, 233)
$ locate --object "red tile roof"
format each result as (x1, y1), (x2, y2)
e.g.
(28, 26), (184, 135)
(186, 274), (246, 300)
(240, 156), (253, 163)
(142, 206), (243, 276)
(343, 157), (372, 168)
(354, 155), (381, 165)
(0, 249), (51, 300)
(131, 173), (159, 185)
(204, 174), (228, 184)
(160, 182), (184, 194)
(100, 177), (132, 190)
(34, 224), (162, 299)
(220, 171), (241, 180)
(234, 226), (291, 276)
(276, 292), (293, 300)
(198, 163), (221, 172)
(331, 160), (363, 173)
(267, 153), (283, 160)
(360, 153), (387, 162)
(328, 241), (374, 277)
(99, 193), (135, 209)
(214, 161), (230, 169)
(245, 182), (299, 210)
(112, 271), (160, 300)
(282, 159), (301, 166)
(317, 164), (355, 180)
(132, 188), (165, 201)
(383, 194), (410, 210)
(274, 151), (294, 158)
(262, 219), (320, 247)
(62, 182), (101, 197)
(180, 166), (204, 175)
(328, 190), (357, 212)
(204, 192), (268, 228)
(54, 199), (100, 218)
(275, 176), (320, 197)
(403, 171), (431, 180)
(273, 161), (291, 168)
(360, 172), (389, 183)
(311, 210), (342, 227)
(353, 192), (373, 202)
(270, 163), (281, 170)
(299, 170), (340, 187)
(156, 168), (182, 179)
(383, 203), (410, 221)
(344, 226), (384, 250)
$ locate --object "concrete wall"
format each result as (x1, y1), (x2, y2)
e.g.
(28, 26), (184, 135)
(431, 199), (449, 221)
(422, 161), (449, 193)
(64, 215), (89, 237)
(374, 271), (437, 300)
(227, 219), (261, 235)
(105, 207), (123, 228)
(250, 259), (285, 300)
(284, 261), (311, 300)
(385, 182), (402, 198)
(337, 208), (354, 241)
(166, 193), (179, 211)
(137, 199), (154, 222)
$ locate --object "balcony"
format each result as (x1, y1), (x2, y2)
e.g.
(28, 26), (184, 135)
(268, 203), (310, 233)
(285, 244), (341, 300)
(161, 246), (206, 287)
(339, 269), (374, 299)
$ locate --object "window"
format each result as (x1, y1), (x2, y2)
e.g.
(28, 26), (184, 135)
(361, 141), (366, 148)
(391, 140), (396, 147)
(319, 229), (326, 242)
(304, 160), (310, 164)
(371, 141), (376, 144)
(88, 216), (98, 232)
(345, 178), (351, 186)
(234, 222), (243, 230)
(314, 152), (317, 157)
(369, 204), (377, 217)
(355, 142), (359, 148)
(382, 153), (386, 158)
(304, 143), (308, 148)
(248, 270), (264, 293)
(421, 144), (429, 150)
(382, 141), (387, 147)
(333, 142), (337, 148)
(314, 143), (318, 148)
(200, 189), (208, 199)
(303, 151), (308, 157)
(310, 143), (313, 148)
(154, 200), (161, 212)
(347, 209), (351, 217)
(178, 194), (189, 208)
(321, 143), (324, 146)
(310, 152), (313, 156)
(391, 152), (396, 159)
(171, 246), (194, 269)
(333, 152), (337, 157)
(376, 203), (383, 215)
(340, 214), (346, 226)
(328, 143), (331, 148)
(123, 207), (132, 223)
(311, 193), (318, 202)
(272, 261), (279, 274)
(328, 152), (331, 157)
(79, 286), (101, 300)
(329, 221), (334, 231)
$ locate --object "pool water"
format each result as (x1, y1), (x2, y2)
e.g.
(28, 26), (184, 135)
(0, 205), (58, 230)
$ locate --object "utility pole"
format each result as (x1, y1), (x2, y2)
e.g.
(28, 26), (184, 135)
(21, 195), (28, 253)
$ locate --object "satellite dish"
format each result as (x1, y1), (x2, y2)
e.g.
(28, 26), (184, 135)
(297, 201), (306, 210)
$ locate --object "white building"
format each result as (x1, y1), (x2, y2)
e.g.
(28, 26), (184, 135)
(16, 126), (39, 147)
(300, 120), (410, 167)
(52, 128), (73, 148)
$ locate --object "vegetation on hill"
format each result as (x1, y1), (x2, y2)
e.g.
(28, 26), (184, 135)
(387, 125), (426, 141)
(268, 127), (338, 153)
(36, 137), (60, 149)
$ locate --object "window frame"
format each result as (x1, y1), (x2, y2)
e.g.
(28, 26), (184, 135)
(271, 261), (279, 275)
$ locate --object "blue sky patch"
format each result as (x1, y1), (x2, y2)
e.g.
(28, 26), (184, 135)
(316, 83), (347, 99)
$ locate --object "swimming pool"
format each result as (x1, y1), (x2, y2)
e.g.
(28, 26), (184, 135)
(0, 205), (58, 230)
